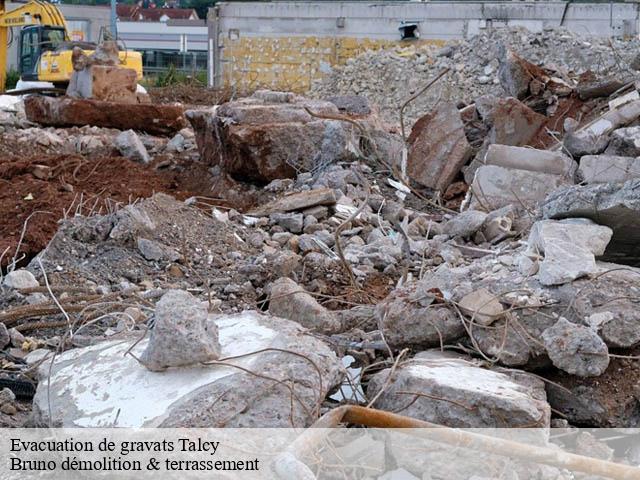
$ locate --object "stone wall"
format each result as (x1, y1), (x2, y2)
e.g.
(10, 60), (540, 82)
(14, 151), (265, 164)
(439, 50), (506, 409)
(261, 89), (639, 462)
(210, 1), (639, 92)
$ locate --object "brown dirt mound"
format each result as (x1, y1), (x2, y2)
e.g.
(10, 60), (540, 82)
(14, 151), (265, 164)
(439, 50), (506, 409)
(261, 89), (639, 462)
(148, 84), (232, 106)
(0, 153), (211, 268)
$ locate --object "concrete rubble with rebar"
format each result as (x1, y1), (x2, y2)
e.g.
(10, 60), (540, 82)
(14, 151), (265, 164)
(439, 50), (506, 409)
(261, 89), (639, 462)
(1, 25), (640, 477)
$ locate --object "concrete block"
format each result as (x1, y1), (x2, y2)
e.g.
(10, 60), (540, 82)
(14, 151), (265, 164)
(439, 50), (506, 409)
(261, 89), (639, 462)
(579, 155), (640, 183)
(484, 144), (576, 177)
(467, 165), (571, 211)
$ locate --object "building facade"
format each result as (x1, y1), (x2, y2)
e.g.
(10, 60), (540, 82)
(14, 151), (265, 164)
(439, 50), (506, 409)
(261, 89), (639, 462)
(208, 1), (640, 92)
(117, 19), (208, 75)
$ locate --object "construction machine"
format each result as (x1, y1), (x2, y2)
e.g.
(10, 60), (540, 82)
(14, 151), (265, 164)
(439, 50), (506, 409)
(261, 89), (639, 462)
(0, 0), (142, 92)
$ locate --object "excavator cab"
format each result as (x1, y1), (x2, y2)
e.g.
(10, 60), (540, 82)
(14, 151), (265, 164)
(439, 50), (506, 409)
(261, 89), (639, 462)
(18, 25), (65, 80)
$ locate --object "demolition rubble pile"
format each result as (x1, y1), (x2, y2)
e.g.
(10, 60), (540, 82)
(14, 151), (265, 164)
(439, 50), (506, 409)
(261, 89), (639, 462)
(311, 27), (640, 125)
(2, 27), (640, 473)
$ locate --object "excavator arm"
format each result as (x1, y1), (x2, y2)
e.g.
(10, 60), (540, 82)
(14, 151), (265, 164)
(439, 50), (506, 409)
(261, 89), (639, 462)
(0, 0), (69, 90)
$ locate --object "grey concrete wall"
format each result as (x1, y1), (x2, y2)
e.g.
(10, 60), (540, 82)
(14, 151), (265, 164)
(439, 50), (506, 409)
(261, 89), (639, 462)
(215, 1), (639, 40)
(5, 4), (110, 71)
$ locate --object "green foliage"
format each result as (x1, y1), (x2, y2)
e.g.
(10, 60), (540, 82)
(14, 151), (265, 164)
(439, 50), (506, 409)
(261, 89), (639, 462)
(140, 64), (207, 88)
(5, 69), (20, 90)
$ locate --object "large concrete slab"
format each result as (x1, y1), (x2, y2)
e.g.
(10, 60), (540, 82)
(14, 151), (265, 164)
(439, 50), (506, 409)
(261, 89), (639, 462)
(579, 155), (640, 183)
(467, 165), (571, 211)
(368, 350), (550, 428)
(32, 311), (342, 427)
(25, 96), (186, 136)
(542, 179), (640, 265)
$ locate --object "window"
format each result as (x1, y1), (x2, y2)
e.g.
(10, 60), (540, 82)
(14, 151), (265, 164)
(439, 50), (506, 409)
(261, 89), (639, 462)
(399, 22), (419, 40)
(141, 49), (208, 74)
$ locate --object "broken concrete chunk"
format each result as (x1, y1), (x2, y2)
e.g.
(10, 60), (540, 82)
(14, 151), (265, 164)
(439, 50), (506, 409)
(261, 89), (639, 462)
(375, 283), (465, 348)
(579, 155), (640, 184)
(563, 130), (609, 158)
(604, 126), (640, 157)
(115, 130), (150, 163)
(481, 97), (546, 147)
(498, 47), (549, 100)
(467, 165), (570, 212)
(68, 65), (138, 104)
(407, 101), (472, 192)
(0, 323), (9, 350)
(140, 290), (221, 371)
(441, 210), (487, 238)
(459, 288), (504, 326)
(32, 311), (342, 427)
(247, 188), (337, 216)
(25, 96), (186, 136)
(136, 238), (179, 262)
(481, 205), (516, 242)
(326, 95), (371, 115)
(2, 269), (39, 289)
(268, 277), (341, 333)
(368, 351), (550, 428)
(565, 100), (640, 156)
(187, 91), (399, 183)
(527, 219), (612, 285)
(541, 317), (609, 377)
(542, 179), (640, 265)
(483, 144), (576, 178)
(270, 212), (304, 234)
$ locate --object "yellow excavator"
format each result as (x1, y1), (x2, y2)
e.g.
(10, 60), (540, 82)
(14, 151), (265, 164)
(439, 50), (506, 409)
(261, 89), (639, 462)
(0, 0), (142, 92)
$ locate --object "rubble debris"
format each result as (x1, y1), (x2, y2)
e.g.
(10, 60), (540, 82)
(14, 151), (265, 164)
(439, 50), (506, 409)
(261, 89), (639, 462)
(66, 41), (144, 104)
(375, 281), (464, 348)
(0, 323), (9, 350)
(541, 318), (609, 377)
(543, 179), (640, 265)
(5, 25), (640, 434)
(578, 155), (640, 184)
(458, 288), (504, 326)
(32, 311), (342, 427)
(562, 100), (640, 158)
(140, 290), (221, 371)
(482, 144), (576, 178)
(312, 27), (640, 126)
(478, 96), (547, 147)
(136, 238), (180, 262)
(25, 96), (186, 136)
(545, 350), (640, 427)
(577, 76), (634, 100)
(406, 102), (472, 191)
(563, 126), (610, 158)
(526, 219), (613, 285)
(248, 188), (337, 216)
(187, 90), (402, 183)
(441, 210), (487, 238)
(2, 269), (39, 289)
(0, 388), (17, 416)
(367, 351), (550, 428)
(466, 165), (571, 212)
(268, 278), (341, 333)
(115, 129), (150, 163)
(605, 126), (640, 157)
(498, 47), (552, 100)
(68, 65), (139, 104)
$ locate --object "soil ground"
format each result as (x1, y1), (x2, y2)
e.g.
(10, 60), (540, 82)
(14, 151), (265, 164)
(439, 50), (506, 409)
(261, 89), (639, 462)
(0, 153), (216, 268)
